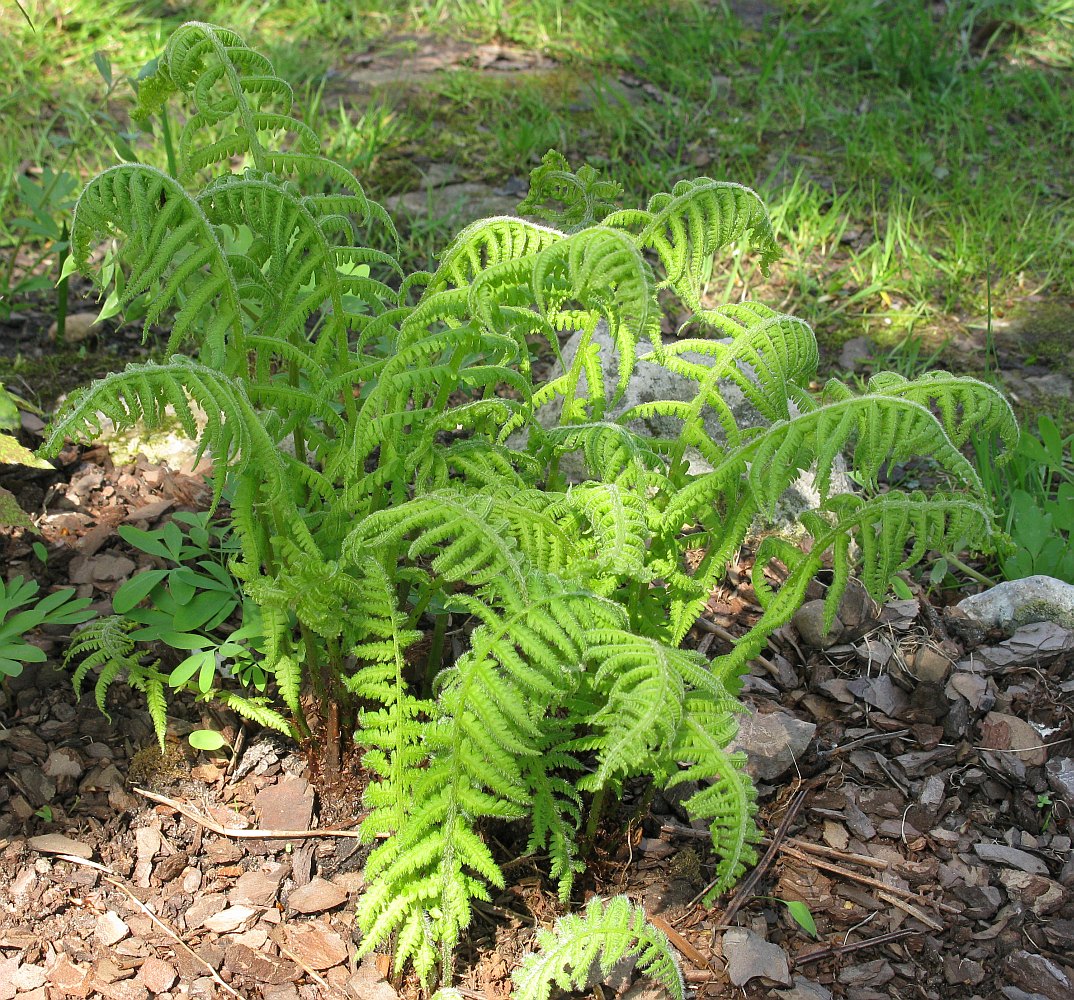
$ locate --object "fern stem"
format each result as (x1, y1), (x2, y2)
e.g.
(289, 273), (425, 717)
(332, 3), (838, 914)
(584, 785), (608, 843)
(288, 358), (308, 467)
(424, 612), (449, 694)
(54, 221), (69, 343)
(944, 552), (996, 588)
(159, 108), (178, 179)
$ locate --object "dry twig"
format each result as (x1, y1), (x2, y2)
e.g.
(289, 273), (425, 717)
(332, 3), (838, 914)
(778, 844), (959, 915)
(794, 927), (916, 967)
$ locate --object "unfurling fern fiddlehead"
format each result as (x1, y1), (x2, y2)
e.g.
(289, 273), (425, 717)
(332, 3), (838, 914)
(48, 20), (1015, 994)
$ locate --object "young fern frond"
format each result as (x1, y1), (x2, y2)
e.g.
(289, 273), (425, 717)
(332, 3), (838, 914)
(564, 482), (650, 577)
(64, 617), (167, 748)
(518, 150), (625, 232)
(573, 632), (693, 791)
(431, 215), (563, 291)
(71, 165), (246, 363)
(670, 698), (758, 900)
(134, 21), (316, 181)
(532, 228), (662, 407)
(605, 178), (781, 312)
(40, 358), (286, 511)
(357, 581), (626, 984)
(824, 370), (1018, 449)
(512, 895), (684, 1000)
(662, 387), (989, 533)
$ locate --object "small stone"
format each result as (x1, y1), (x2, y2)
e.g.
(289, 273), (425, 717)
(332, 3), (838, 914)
(1025, 373), (1073, 399)
(223, 943), (299, 986)
(728, 711), (816, 782)
(263, 986), (301, 1000)
(980, 712), (1047, 767)
(838, 337), (874, 371)
(822, 821), (849, 851)
(13, 965), (47, 990)
(947, 671), (989, 709)
(846, 673), (907, 717)
(49, 311), (99, 343)
(918, 775), (947, 815)
(202, 904), (257, 933)
(999, 871), (1068, 916)
(973, 842), (1049, 874)
(97, 981), (148, 1000)
(96, 911), (131, 946)
(282, 921), (350, 970)
(780, 977), (833, 1000)
(183, 893), (227, 931)
(345, 964), (399, 1000)
(43, 749), (83, 780)
(722, 927), (792, 987)
(47, 954), (89, 993)
(838, 958), (894, 987)
(794, 601), (845, 648)
(0, 958), (16, 1000)
(255, 776), (314, 830)
(957, 576), (1074, 633)
(1046, 757), (1074, 807)
(943, 955), (986, 985)
(230, 868), (284, 907)
(908, 646), (953, 684)
(27, 833), (92, 859)
(138, 957), (177, 993)
(1005, 949), (1072, 1000)
(287, 876), (349, 914)
(89, 553), (137, 582)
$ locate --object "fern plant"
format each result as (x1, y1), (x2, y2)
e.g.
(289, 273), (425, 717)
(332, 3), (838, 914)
(47, 23), (1015, 989)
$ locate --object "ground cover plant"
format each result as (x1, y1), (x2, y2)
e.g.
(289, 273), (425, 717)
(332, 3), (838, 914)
(36, 21), (1020, 991)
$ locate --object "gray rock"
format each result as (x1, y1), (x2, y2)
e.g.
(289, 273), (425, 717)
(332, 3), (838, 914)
(838, 336), (874, 371)
(384, 183), (519, 228)
(536, 323), (852, 531)
(964, 622), (1074, 674)
(728, 711), (816, 782)
(723, 928), (792, 987)
(1004, 949), (1073, 1000)
(793, 600), (845, 649)
(780, 976), (833, 1000)
(1025, 373), (1073, 399)
(973, 842), (1049, 874)
(1001, 988), (1051, 1000)
(957, 576), (1074, 633)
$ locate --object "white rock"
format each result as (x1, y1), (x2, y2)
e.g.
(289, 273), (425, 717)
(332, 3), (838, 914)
(95, 911), (130, 946)
(532, 322), (851, 531)
(957, 576), (1074, 633)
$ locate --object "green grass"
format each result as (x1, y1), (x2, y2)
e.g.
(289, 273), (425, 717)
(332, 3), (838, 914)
(2, 0), (1073, 379)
